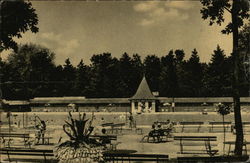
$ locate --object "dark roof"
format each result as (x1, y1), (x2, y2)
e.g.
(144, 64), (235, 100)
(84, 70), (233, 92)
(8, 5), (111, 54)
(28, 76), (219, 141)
(158, 97), (250, 103)
(30, 97), (130, 104)
(130, 76), (156, 100)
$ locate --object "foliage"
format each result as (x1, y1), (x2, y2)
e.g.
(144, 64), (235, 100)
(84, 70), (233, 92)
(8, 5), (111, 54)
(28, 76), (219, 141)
(2, 44), (55, 99)
(205, 45), (232, 96)
(200, 0), (249, 34)
(1, 43), (250, 99)
(54, 112), (104, 162)
(200, 0), (249, 156)
(0, 0), (38, 52)
(217, 103), (231, 116)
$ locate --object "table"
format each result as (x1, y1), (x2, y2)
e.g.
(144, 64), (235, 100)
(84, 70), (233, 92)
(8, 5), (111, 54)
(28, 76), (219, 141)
(224, 141), (250, 155)
(104, 149), (137, 155)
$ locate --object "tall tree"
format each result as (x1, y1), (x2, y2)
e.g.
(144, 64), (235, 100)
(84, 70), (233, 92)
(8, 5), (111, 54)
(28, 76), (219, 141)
(205, 46), (232, 96)
(174, 49), (187, 96)
(160, 50), (179, 97)
(117, 53), (134, 97)
(0, 0), (38, 52)
(74, 60), (89, 96)
(200, 0), (249, 155)
(89, 53), (119, 98)
(62, 58), (76, 96)
(130, 54), (144, 95)
(185, 49), (204, 96)
(144, 55), (161, 92)
(5, 44), (56, 99)
(239, 24), (250, 96)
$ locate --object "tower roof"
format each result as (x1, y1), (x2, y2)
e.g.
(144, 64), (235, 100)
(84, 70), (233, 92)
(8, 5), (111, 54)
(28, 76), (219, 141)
(130, 76), (156, 100)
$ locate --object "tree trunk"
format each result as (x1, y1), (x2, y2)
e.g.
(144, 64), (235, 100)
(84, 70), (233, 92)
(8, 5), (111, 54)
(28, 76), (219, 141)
(232, 0), (244, 156)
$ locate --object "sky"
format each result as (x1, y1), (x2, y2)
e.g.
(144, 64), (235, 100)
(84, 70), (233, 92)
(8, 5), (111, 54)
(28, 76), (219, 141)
(2, 0), (233, 65)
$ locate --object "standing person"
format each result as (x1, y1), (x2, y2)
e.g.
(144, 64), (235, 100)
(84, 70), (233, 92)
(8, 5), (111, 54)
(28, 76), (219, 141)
(36, 120), (46, 144)
(128, 112), (134, 128)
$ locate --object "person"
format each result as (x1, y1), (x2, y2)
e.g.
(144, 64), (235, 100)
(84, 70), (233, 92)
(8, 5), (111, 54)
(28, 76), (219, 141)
(128, 112), (134, 128)
(100, 128), (111, 149)
(36, 120), (46, 144)
(148, 124), (160, 143)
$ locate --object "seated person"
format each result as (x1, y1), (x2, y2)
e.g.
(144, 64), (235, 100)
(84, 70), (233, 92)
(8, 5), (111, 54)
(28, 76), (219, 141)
(100, 128), (111, 146)
(148, 124), (161, 142)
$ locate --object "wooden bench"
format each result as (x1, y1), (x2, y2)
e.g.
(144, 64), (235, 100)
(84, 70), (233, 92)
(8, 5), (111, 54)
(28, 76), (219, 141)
(154, 121), (177, 132)
(231, 122), (250, 134)
(209, 122), (232, 132)
(224, 140), (250, 155)
(101, 122), (114, 127)
(177, 155), (249, 162)
(110, 123), (126, 134)
(90, 135), (119, 150)
(103, 153), (169, 162)
(141, 129), (172, 143)
(174, 136), (218, 156)
(179, 122), (204, 132)
(243, 122), (250, 133)
(0, 148), (54, 162)
(0, 133), (32, 148)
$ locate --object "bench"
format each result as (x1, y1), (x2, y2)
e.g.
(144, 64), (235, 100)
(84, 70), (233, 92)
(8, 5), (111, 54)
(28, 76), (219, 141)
(0, 133), (32, 148)
(174, 136), (218, 156)
(224, 140), (250, 155)
(177, 155), (249, 162)
(231, 122), (250, 134)
(141, 129), (172, 143)
(111, 123), (126, 134)
(209, 122), (232, 132)
(90, 135), (119, 150)
(179, 122), (204, 132)
(243, 122), (250, 133)
(0, 148), (54, 162)
(103, 153), (169, 162)
(101, 122), (114, 127)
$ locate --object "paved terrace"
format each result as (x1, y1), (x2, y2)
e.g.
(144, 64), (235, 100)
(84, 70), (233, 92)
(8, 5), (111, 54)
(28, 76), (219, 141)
(1, 112), (250, 162)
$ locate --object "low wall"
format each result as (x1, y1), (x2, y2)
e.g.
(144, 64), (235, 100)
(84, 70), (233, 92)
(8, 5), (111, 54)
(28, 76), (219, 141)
(1, 112), (250, 127)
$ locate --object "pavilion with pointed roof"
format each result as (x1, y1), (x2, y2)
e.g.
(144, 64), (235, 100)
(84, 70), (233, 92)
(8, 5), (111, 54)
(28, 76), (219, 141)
(129, 76), (157, 113)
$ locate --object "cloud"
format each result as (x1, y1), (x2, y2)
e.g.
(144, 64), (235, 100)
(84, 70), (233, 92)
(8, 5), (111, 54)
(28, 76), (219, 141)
(39, 32), (80, 60)
(165, 1), (194, 10)
(133, 1), (160, 12)
(134, 1), (194, 26)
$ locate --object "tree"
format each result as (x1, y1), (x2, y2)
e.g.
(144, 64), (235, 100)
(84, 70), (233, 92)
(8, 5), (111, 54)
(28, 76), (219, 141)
(0, 0), (38, 52)
(160, 50), (179, 97)
(62, 58), (76, 96)
(205, 45), (232, 96)
(117, 53), (134, 97)
(74, 60), (89, 96)
(130, 54), (144, 95)
(144, 55), (161, 92)
(174, 49), (187, 97)
(239, 24), (250, 96)
(89, 53), (119, 98)
(185, 49), (204, 96)
(200, 0), (249, 155)
(5, 44), (56, 99)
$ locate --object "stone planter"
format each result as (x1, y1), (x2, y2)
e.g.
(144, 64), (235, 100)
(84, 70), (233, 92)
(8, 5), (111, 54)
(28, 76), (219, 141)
(54, 143), (105, 163)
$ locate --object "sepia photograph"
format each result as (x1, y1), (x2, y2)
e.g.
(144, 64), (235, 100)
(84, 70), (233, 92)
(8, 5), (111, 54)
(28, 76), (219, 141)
(0, 0), (249, 162)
